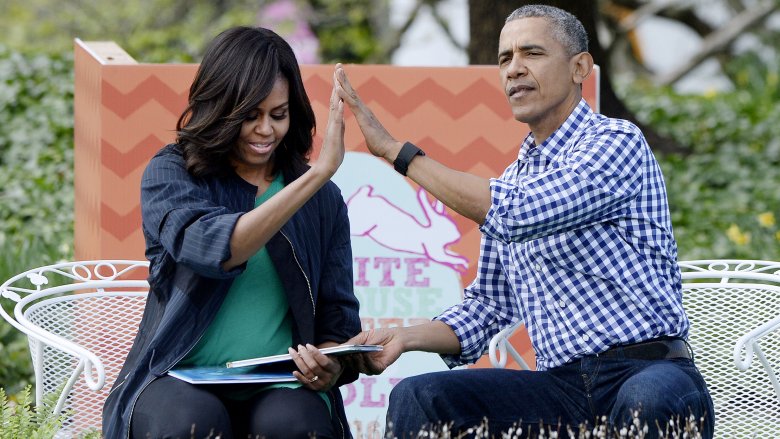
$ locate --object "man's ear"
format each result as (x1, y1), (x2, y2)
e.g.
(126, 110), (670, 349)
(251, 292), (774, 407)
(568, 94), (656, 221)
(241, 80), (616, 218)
(571, 52), (594, 85)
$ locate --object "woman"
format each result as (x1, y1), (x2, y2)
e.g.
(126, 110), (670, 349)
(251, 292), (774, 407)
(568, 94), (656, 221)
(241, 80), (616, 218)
(102, 27), (360, 439)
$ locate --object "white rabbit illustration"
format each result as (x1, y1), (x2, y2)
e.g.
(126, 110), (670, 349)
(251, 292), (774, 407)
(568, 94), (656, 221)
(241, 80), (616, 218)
(346, 185), (469, 272)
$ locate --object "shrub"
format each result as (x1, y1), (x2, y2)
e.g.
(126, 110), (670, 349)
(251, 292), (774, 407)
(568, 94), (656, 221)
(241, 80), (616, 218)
(0, 45), (74, 264)
(0, 386), (67, 439)
(0, 46), (74, 395)
(623, 53), (780, 261)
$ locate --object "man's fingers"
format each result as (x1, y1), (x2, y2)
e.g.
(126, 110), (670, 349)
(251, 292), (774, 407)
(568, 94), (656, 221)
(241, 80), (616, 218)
(335, 64), (362, 106)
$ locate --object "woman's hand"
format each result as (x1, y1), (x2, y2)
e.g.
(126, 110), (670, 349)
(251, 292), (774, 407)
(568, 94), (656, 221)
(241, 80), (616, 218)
(334, 63), (402, 162)
(288, 344), (343, 392)
(312, 68), (346, 179)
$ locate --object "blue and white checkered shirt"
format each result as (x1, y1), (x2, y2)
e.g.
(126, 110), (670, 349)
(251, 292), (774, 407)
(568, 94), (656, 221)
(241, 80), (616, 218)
(436, 99), (688, 371)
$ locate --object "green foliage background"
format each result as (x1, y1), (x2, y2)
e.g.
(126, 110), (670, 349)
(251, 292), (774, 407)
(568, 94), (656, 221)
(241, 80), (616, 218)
(0, 0), (778, 413)
(626, 52), (780, 260)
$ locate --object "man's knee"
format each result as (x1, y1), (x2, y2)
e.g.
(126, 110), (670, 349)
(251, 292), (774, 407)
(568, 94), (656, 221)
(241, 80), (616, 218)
(611, 361), (713, 436)
(388, 371), (461, 410)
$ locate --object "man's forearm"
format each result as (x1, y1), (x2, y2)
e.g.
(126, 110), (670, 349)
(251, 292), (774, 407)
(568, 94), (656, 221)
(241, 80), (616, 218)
(398, 320), (461, 355)
(383, 141), (492, 225)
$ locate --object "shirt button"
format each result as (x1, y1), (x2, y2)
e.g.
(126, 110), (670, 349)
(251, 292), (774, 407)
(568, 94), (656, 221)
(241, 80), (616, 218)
(581, 334), (590, 342)
(535, 263), (543, 271)
(558, 300), (566, 308)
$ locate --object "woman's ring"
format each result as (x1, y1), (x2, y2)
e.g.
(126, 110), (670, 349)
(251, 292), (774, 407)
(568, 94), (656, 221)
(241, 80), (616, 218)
(308, 375), (319, 383)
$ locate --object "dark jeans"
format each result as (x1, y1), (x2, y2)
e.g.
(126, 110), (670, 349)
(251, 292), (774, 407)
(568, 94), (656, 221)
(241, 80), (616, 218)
(131, 376), (333, 439)
(387, 357), (714, 438)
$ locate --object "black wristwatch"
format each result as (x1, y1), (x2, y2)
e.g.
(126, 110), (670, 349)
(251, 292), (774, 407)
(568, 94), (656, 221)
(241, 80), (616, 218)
(393, 142), (425, 176)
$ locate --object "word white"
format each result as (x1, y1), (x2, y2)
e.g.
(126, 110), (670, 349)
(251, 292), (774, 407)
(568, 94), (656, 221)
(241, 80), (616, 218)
(354, 257), (431, 287)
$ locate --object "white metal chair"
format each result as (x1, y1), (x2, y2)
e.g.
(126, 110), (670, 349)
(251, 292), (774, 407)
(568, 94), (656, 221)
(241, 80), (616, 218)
(488, 259), (780, 437)
(678, 259), (780, 437)
(0, 260), (149, 437)
(488, 321), (531, 370)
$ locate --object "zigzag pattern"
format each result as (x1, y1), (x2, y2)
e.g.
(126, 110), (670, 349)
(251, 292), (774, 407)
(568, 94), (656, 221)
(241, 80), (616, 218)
(416, 136), (519, 170)
(100, 203), (141, 242)
(101, 135), (166, 179)
(304, 74), (513, 120)
(102, 75), (188, 119)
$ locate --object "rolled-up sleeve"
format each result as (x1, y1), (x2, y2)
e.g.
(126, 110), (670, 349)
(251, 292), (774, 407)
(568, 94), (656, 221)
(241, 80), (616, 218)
(481, 129), (645, 244)
(141, 153), (244, 279)
(434, 233), (519, 367)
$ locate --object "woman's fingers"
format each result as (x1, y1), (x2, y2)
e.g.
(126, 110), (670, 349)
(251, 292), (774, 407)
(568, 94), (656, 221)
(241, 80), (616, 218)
(314, 69), (346, 178)
(326, 72), (345, 141)
(288, 344), (342, 390)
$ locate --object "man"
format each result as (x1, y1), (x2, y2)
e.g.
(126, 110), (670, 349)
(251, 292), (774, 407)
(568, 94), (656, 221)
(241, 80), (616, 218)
(334, 4), (714, 438)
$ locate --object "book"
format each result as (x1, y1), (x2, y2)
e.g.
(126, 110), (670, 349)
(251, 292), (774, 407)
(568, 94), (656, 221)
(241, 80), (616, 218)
(168, 366), (296, 384)
(225, 344), (383, 368)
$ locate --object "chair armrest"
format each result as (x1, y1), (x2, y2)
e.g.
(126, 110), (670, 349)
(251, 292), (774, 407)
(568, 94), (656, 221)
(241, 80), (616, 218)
(14, 295), (108, 391)
(733, 313), (780, 401)
(13, 290), (146, 391)
(488, 322), (530, 370)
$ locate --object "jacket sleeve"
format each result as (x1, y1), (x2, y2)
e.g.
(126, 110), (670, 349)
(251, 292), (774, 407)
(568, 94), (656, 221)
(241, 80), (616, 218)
(141, 151), (244, 279)
(313, 186), (361, 385)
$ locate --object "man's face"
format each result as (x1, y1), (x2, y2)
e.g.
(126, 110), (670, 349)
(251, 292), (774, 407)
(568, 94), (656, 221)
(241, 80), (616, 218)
(498, 17), (581, 140)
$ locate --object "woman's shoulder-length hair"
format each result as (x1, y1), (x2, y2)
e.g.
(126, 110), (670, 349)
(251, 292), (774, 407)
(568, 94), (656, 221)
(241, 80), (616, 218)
(175, 26), (315, 180)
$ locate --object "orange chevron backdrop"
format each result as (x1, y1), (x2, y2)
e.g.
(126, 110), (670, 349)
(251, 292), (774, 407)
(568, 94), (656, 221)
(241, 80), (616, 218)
(74, 41), (598, 372)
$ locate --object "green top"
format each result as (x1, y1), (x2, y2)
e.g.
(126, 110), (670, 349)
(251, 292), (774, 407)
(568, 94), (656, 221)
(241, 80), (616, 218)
(180, 173), (292, 368)
(176, 174), (330, 412)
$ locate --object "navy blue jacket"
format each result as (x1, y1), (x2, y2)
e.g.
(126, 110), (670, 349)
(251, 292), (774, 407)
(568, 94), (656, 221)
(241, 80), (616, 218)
(102, 144), (361, 438)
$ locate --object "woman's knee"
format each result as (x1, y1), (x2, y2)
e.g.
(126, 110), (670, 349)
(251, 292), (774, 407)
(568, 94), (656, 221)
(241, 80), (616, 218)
(246, 388), (333, 439)
(131, 377), (232, 439)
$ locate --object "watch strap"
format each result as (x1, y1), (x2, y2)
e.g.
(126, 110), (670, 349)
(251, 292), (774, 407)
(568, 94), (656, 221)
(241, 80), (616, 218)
(393, 142), (425, 176)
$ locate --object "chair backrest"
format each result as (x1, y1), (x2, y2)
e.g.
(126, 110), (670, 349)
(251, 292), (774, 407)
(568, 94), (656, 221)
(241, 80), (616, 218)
(679, 260), (780, 438)
(0, 260), (148, 436)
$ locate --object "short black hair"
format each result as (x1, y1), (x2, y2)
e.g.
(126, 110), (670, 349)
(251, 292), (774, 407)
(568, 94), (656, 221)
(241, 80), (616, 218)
(506, 5), (588, 56)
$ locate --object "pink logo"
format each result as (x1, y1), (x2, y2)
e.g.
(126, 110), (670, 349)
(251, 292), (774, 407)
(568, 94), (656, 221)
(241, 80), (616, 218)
(346, 185), (469, 272)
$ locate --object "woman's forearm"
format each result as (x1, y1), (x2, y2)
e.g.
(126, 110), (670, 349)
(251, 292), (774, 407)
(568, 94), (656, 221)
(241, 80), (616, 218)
(222, 167), (332, 271)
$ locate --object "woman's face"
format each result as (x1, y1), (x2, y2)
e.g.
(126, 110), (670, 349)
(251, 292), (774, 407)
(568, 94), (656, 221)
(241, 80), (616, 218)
(233, 76), (290, 180)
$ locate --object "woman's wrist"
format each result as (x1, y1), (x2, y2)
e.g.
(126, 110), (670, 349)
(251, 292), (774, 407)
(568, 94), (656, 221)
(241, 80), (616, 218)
(308, 161), (337, 182)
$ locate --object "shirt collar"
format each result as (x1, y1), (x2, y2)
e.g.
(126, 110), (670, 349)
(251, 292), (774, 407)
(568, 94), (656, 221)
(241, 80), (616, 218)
(517, 98), (593, 161)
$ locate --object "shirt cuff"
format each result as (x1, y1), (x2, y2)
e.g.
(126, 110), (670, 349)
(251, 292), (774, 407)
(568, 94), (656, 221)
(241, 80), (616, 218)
(433, 311), (488, 368)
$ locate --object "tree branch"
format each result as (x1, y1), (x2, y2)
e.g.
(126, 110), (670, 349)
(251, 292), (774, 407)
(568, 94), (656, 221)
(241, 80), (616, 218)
(428, 0), (467, 52)
(378, 0), (426, 61)
(657, 1), (779, 86)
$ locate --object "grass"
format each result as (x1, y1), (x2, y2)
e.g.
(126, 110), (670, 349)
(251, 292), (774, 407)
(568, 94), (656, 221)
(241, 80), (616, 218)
(388, 411), (709, 438)
(127, 411), (709, 439)
(0, 384), (713, 439)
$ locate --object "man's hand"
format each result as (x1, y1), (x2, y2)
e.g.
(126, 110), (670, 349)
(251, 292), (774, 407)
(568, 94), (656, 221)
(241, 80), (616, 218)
(334, 63), (403, 162)
(333, 63), (492, 224)
(342, 328), (405, 376)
